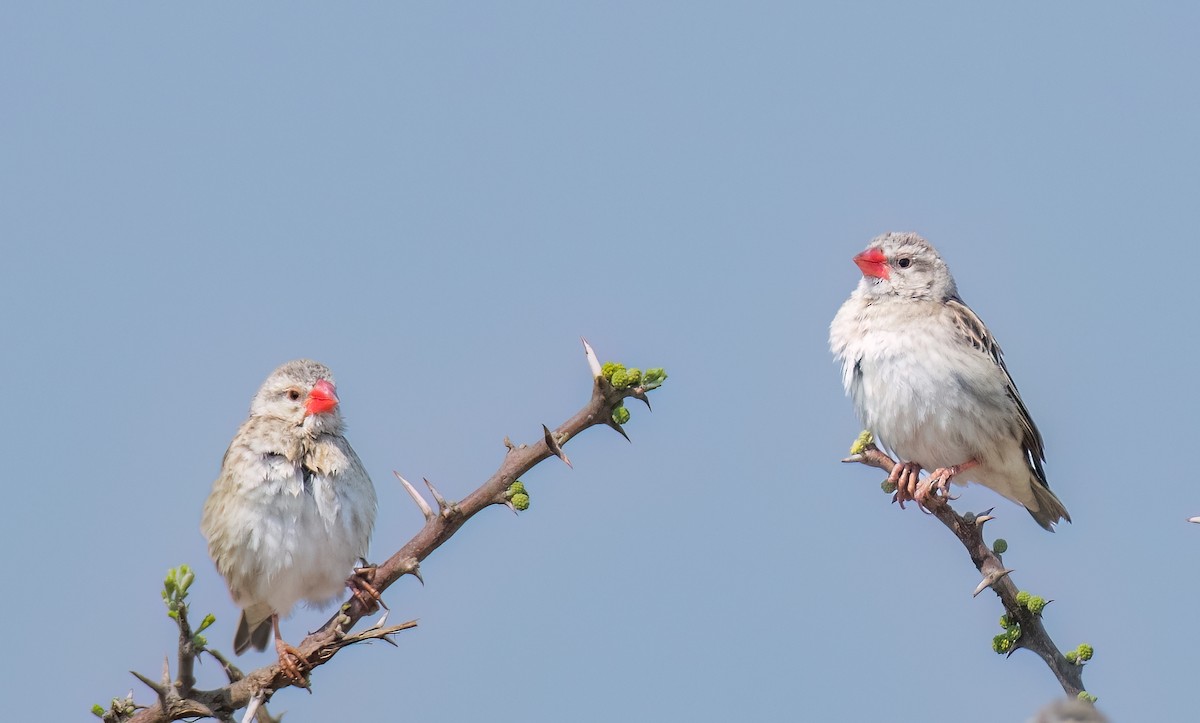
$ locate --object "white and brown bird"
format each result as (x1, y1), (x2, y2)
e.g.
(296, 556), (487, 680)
(829, 232), (1069, 530)
(201, 359), (378, 679)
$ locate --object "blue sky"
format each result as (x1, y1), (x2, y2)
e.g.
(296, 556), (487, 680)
(3, 4), (1196, 721)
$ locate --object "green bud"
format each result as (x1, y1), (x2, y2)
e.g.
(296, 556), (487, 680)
(601, 361), (624, 381)
(610, 369), (630, 388)
(91, 705), (105, 717)
(849, 430), (874, 455)
(1015, 590), (1031, 606)
(1007, 625), (1022, 642)
(180, 569), (195, 594)
(992, 633), (1013, 654)
(1077, 643), (1093, 661)
(999, 614), (1011, 630)
(881, 479), (897, 494)
(642, 368), (668, 390)
(1026, 596), (1047, 615)
(1077, 692), (1098, 704)
(511, 493), (530, 511)
(197, 613), (216, 634)
(507, 480), (526, 496)
(992, 538), (1008, 554)
(192, 633), (207, 648)
(1065, 650), (1078, 664)
(612, 405), (631, 425)
(624, 368), (642, 386)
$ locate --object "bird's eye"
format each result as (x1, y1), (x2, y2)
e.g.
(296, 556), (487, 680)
(897, 257), (912, 269)
(286, 389), (302, 401)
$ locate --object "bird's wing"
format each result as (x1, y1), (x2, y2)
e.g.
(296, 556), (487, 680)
(945, 297), (1048, 484)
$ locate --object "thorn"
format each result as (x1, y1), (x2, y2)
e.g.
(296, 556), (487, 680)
(423, 477), (450, 511)
(841, 454), (865, 464)
(408, 564), (425, 586)
(367, 609), (391, 630)
(130, 669), (166, 699)
(975, 514), (996, 526)
(542, 424), (573, 468)
(631, 390), (652, 410)
(503, 500), (518, 515)
(242, 689), (266, 723)
(394, 471), (433, 521)
(504, 436), (516, 452)
(604, 417), (632, 442)
(1189, 516), (1200, 524)
(972, 568), (1015, 597)
(582, 337), (603, 379)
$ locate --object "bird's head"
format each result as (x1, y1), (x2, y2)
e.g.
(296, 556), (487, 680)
(852, 232), (957, 302)
(249, 359), (344, 436)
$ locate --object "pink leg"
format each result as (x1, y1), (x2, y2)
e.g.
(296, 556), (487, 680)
(915, 459), (980, 507)
(346, 563), (386, 613)
(888, 461), (923, 508)
(273, 614), (309, 683)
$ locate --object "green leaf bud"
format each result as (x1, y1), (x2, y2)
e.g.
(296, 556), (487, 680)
(992, 633), (1013, 654)
(601, 361), (624, 381)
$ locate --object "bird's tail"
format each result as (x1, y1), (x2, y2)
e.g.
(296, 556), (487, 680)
(234, 604), (273, 655)
(1027, 482), (1071, 532)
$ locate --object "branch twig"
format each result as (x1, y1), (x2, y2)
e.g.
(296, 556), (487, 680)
(842, 441), (1086, 698)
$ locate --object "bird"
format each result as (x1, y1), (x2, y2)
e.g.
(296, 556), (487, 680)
(201, 359), (379, 680)
(829, 232), (1069, 530)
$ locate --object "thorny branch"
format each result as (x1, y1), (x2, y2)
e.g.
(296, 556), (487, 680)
(122, 339), (662, 723)
(842, 440), (1087, 698)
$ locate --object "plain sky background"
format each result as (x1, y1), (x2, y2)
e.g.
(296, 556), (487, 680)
(3, 3), (1196, 721)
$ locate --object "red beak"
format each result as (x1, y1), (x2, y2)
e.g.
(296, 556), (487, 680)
(853, 248), (889, 280)
(305, 379), (339, 416)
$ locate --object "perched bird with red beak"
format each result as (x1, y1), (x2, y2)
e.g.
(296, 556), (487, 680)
(201, 359), (378, 679)
(829, 232), (1069, 530)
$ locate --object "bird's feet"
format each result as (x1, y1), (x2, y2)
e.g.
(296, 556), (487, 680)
(274, 637), (310, 684)
(912, 460), (979, 509)
(888, 461), (923, 508)
(346, 563), (386, 614)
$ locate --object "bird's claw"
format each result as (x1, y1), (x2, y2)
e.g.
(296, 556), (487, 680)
(347, 565), (386, 613)
(912, 462), (976, 511)
(889, 461), (922, 509)
(275, 639), (310, 685)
